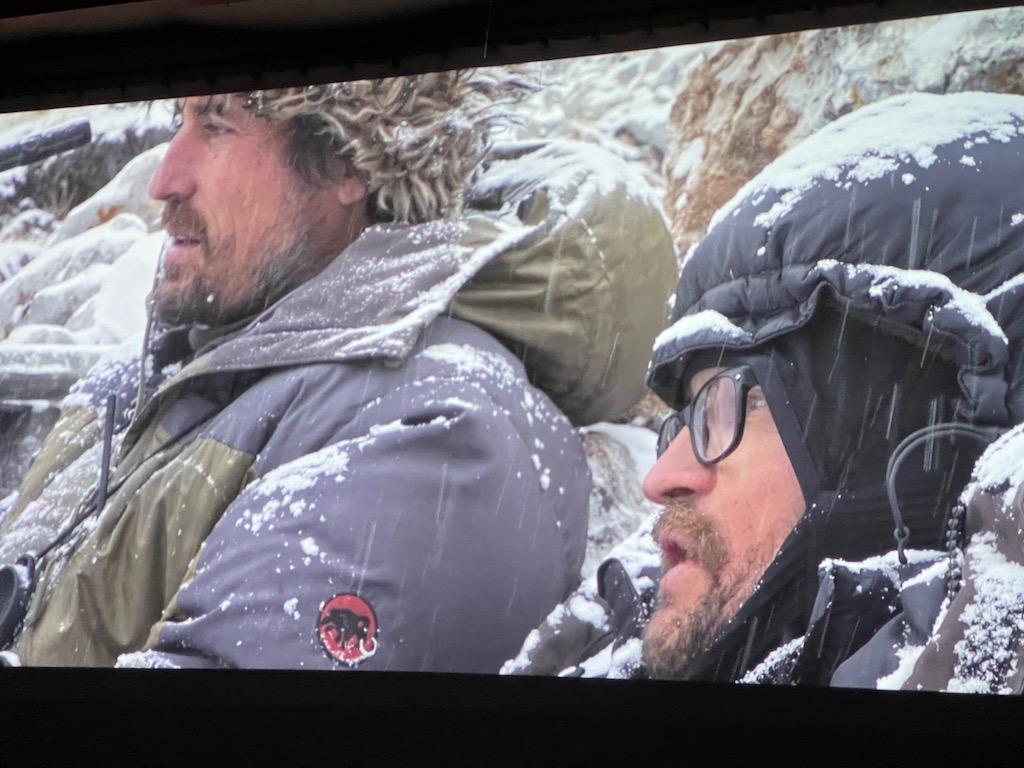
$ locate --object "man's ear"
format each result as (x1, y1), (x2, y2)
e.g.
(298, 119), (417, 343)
(337, 176), (368, 207)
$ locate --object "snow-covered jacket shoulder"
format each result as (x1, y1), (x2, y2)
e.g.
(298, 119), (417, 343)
(898, 426), (1024, 694)
(127, 315), (589, 672)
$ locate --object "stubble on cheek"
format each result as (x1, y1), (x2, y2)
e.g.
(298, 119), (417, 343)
(641, 500), (738, 678)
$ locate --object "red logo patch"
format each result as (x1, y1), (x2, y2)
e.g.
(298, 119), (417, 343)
(317, 593), (379, 667)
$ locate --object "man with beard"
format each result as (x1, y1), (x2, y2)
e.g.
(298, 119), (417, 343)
(507, 92), (1024, 692)
(0, 73), (677, 670)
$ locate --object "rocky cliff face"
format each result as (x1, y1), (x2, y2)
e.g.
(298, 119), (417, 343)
(665, 7), (1024, 256)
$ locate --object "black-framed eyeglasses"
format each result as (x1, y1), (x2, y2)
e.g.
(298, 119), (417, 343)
(656, 366), (762, 465)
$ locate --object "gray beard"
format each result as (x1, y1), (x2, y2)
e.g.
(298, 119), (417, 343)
(153, 229), (319, 328)
(641, 559), (763, 680)
(641, 583), (735, 679)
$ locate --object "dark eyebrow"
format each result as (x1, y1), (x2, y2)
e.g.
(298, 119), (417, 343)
(176, 95), (239, 122)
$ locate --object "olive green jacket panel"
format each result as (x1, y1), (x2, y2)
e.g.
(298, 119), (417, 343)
(453, 141), (677, 425)
(5, 407), (102, 523)
(12, 432), (253, 666)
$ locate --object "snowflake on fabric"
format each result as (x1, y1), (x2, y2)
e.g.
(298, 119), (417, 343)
(739, 636), (806, 685)
(948, 534), (1024, 694)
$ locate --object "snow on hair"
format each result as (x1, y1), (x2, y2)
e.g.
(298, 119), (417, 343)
(241, 70), (533, 224)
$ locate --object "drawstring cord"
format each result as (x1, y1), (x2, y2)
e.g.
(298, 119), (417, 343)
(885, 423), (1004, 597)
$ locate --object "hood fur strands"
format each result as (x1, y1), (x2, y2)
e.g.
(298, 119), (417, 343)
(242, 71), (535, 225)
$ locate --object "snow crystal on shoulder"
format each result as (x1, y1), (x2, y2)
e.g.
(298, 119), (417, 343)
(818, 548), (943, 583)
(252, 443), (351, 499)
(115, 650), (182, 669)
(710, 92), (1024, 231)
(947, 532), (1024, 694)
(874, 560), (953, 691)
(240, 443), (352, 533)
(963, 423), (1024, 502)
(420, 342), (518, 389)
(653, 309), (750, 355)
(876, 644), (928, 691)
(816, 259), (1007, 343)
(60, 341), (141, 413)
(739, 636), (805, 684)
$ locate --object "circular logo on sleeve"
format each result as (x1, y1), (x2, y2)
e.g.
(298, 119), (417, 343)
(317, 593), (379, 667)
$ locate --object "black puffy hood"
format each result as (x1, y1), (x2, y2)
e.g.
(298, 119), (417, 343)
(647, 92), (1024, 682)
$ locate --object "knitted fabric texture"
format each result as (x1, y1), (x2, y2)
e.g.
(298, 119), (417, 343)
(243, 71), (532, 224)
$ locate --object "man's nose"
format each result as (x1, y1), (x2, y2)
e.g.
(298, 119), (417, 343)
(642, 426), (715, 504)
(148, 130), (198, 201)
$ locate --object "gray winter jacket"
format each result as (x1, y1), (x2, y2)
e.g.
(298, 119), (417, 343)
(1, 204), (594, 671)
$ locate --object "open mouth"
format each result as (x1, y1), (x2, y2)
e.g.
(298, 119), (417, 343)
(659, 533), (699, 571)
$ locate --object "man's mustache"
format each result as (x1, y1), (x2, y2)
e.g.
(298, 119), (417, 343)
(652, 499), (729, 585)
(161, 200), (209, 252)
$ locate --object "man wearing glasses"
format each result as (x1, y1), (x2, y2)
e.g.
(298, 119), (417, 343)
(509, 92), (1024, 692)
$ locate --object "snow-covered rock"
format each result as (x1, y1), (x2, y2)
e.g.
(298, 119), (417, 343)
(22, 263), (110, 327)
(52, 143), (167, 242)
(510, 46), (702, 191)
(0, 242), (40, 283)
(580, 424), (660, 578)
(0, 213), (145, 338)
(63, 297), (97, 335)
(0, 344), (107, 400)
(79, 231), (160, 344)
(0, 209), (55, 245)
(0, 401), (59, 499)
(0, 101), (174, 225)
(4, 324), (79, 345)
(665, 7), (1024, 254)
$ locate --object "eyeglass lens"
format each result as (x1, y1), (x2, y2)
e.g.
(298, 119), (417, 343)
(700, 376), (739, 462)
(657, 370), (743, 463)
